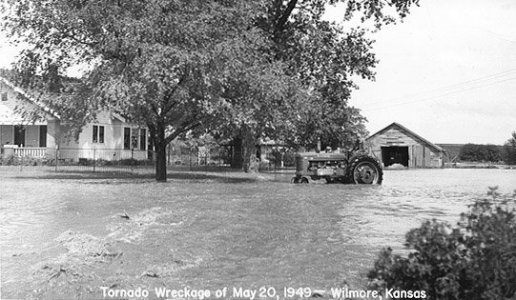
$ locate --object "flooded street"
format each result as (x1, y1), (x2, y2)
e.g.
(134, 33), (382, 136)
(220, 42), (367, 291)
(1, 168), (515, 299)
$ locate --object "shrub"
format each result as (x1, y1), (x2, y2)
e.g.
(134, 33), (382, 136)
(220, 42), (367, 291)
(368, 187), (516, 300)
(118, 158), (139, 166)
(503, 132), (516, 165)
(1, 156), (44, 166)
(268, 149), (296, 167)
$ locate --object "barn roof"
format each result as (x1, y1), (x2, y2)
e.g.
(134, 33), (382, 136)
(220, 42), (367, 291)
(367, 122), (444, 153)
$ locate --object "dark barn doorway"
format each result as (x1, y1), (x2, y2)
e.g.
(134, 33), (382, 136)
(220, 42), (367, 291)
(381, 146), (409, 167)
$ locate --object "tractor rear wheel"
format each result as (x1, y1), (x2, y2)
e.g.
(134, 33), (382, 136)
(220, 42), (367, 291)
(349, 156), (383, 184)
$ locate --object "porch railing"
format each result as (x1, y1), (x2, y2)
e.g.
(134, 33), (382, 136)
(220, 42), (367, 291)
(13, 147), (48, 158)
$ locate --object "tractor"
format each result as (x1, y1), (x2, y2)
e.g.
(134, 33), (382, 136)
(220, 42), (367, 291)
(291, 150), (383, 184)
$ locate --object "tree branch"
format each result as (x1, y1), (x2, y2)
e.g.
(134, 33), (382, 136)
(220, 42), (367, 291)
(161, 65), (189, 116)
(149, 102), (160, 117)
(165, 120), (202, 144)
(275, 0), (298, 33)
(63, 29), (98, 47)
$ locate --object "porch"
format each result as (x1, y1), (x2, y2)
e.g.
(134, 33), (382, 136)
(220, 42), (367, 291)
(1, 124), (55, 146)
(0, 146), (148, 162)
(0, 123), (58, 159)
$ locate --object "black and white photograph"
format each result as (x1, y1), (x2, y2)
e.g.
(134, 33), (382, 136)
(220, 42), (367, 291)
(1, 0), (515, 299)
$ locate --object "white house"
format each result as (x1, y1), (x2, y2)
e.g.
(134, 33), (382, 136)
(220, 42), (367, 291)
(0, 76), (149, 162)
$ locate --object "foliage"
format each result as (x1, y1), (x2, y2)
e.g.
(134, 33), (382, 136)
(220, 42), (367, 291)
(458, 143), (503, 162)
(268, 148), (296, 167)
(258, 3), (378, 150)
(280, 97), (369, 150)
(2, 0), (284, 180)
(1, 0), (420, 179)
(503, 132), (516, 165)
(368, 187), (516, 300)
(220, 0), (419, 167)
(82, 158), (152, 166)
(1, 155), (44, 166)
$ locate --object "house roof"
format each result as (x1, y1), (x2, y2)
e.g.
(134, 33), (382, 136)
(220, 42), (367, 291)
(367, 122), (444, 153)
(111, 112), (127, 123)
(1, 74), (142, 127)
(0, 76), (61, 119)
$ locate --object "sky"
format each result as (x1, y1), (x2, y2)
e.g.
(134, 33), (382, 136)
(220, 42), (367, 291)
(1, 0), (515, 145)
(326, 0), (516, 145)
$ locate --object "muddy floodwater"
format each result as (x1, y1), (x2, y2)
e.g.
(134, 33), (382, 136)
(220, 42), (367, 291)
(1, 168), (515, 299)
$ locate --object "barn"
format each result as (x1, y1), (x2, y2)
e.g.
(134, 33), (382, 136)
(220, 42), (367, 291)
(366, 122), (444, 168)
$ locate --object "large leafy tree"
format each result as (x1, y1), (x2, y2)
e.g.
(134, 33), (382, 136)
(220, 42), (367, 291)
(225, 0), (419, 167)
(2, 0), (287, 180)
(2, 0), (419, 179)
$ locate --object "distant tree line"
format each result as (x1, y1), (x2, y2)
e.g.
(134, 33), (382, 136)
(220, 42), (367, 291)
(459, 144), (503, 162)
(458, 132), (516, 165)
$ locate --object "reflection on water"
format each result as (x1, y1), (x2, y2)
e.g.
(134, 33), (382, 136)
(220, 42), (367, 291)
(0, 169), (515, 298)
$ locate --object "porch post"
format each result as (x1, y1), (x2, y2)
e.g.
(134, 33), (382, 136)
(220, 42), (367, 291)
(46, 119), (60, 159)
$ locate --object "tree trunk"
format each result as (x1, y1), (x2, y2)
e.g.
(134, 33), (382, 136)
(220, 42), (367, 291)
(155, 141), (167, 182)
(230, 128), (258, 172)
(154, 122), (167, 182)
(230, 136), (243, 169)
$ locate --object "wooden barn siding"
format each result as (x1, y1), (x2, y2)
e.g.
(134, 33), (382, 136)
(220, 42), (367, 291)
(368, 127), (441, 168)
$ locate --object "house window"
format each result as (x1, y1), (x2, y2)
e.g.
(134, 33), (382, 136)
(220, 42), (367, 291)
(123, 127), (146, 150)
(1, 92), (7, 101)
(123, 127), (131, 150)
(139, 129), (146, 151)
(92, 125), (97, 143)
(131, 128), (139, 149)
(99, 126), (104, 143)
(92, 125), (104, 143)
